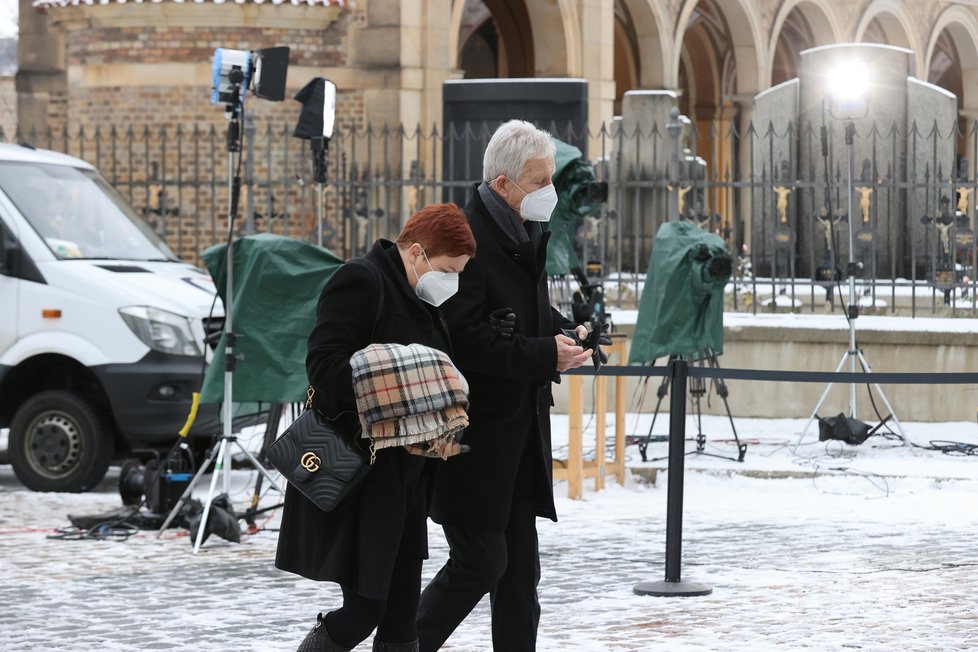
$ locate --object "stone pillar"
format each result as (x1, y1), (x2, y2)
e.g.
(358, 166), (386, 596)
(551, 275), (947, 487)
(619, 90), (678, 273)
(16, 0), (66, 136)
(579, 0), (615, 156)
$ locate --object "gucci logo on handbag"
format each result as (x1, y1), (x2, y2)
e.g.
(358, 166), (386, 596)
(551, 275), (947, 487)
(300, 451), (321, 473)
(265, 390), (370, 512)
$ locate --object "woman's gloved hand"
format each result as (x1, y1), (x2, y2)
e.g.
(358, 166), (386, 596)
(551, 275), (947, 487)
(489, 306), (516, 338)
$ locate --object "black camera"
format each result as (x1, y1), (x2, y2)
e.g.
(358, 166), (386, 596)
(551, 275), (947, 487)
(119, 446), (195, 515)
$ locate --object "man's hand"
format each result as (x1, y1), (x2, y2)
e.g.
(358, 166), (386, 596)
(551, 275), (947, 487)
(555, 334), (591, 372)
(574, 324), (588, 342)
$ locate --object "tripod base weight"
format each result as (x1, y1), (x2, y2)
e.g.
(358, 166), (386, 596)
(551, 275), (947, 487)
(633, 580), (713, 597)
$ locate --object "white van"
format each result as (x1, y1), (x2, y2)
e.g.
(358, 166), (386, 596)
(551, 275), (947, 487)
(0, 143), (222, 492)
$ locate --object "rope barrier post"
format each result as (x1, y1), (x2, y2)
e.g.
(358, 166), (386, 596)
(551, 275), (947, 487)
(634, 358), (712, 597)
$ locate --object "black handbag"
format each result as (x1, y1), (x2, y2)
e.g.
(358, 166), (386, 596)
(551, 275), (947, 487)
(266, 387), (370, 512)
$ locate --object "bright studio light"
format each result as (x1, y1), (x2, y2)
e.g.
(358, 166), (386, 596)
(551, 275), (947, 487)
(826, 62), (869, 114)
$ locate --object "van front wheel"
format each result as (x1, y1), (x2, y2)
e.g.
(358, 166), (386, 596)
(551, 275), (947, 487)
(9, 391), (115, 492)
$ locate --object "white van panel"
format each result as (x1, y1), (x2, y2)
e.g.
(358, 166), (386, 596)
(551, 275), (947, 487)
(0, 330), (125, 367)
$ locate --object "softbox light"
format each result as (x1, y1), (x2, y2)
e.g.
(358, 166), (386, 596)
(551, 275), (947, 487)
(293, 77), (337, 140)
(251, 47), (290, 101)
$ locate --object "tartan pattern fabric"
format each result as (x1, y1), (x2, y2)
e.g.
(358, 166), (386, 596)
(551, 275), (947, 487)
(351, 343), (469, 453)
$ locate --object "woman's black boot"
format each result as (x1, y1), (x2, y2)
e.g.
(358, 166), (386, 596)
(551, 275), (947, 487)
(372, 638), (419, 652)
(297, 613), (352, 652)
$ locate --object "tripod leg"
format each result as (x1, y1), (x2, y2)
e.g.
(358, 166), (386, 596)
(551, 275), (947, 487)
(639, 374), (670, 462)
(793, 350), (849, 452)
(232, 438), (285, 494)
(194, 438), (229, 554)
(692, 376), (705, 452)
(707, 352), (746, 461)
(855, 350), (907, 438)
(156, 441), (221, 537)
(246, 403), (285, 527)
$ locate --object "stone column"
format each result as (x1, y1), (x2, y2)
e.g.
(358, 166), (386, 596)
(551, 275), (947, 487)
(619, 90), (678, 273)
(579, 0), (615, 156)
(16, 0), (66, 136)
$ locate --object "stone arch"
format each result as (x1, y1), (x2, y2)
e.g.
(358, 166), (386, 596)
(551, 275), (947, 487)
(448, 1), (467, 69)
(618, 0), (670, 89)
(767, 0), (841, 86)
(925, 6), (978, 163)
(855, 0), (923, 75)
(451, 0), (498, 77)
(673, 0), (764, 243)
(449, 0), (534, 78)
(673, 0), (764, 95)
(680, 20), (723, 116)
(525, 0), (572, 76)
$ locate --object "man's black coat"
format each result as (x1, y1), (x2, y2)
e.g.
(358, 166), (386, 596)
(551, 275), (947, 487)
(430, 187), (575, 531)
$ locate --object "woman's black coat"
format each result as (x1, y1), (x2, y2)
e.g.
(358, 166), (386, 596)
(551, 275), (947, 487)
(275, 239), (451, 598)
(430, 188), (575, 532)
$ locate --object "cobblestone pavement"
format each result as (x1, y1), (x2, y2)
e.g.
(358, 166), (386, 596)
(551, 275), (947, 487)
(1, 441), (977, 651)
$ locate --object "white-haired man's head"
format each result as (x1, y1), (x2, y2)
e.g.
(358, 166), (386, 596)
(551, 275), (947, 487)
(483, 119), (556, 221)
(483, 120), (555, 182)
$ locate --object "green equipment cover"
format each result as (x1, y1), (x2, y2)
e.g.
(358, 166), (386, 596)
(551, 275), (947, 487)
(200, 233), (344, 403)
(628, 221), (732, 364)
(546, 138), (605, 275)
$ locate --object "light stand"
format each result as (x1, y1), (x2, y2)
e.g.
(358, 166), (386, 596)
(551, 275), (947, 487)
(292, 77), (337, 248)
(158, 70), (285, 551)
(312, 137), (328, 246)
(794, 113), (905, 450)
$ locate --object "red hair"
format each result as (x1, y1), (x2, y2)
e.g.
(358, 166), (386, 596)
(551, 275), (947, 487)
(396, 203), (476, 258)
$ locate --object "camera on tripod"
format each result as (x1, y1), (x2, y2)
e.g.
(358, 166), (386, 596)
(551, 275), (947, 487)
(629, 221), (732, 364)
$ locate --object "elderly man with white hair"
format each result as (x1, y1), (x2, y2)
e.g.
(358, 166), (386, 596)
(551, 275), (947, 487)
(417, 119), (591, 651)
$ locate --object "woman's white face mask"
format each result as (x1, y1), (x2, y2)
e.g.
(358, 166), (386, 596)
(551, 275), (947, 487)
(412, 249), (459, 307)
(509, 179), (558, 222)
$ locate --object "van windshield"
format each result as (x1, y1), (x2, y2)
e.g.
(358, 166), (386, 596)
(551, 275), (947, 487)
(0, 161), (179, 261)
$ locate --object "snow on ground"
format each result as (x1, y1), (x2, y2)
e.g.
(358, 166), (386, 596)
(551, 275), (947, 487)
(1, 414), (977, 651)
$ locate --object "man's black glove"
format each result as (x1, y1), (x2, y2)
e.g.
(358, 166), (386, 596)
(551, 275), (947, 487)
(562, 321), (612, 369)
(489, 307), (516, 339)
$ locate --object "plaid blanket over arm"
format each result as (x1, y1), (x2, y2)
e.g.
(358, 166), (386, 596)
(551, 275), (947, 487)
(351, 343), (469, 456)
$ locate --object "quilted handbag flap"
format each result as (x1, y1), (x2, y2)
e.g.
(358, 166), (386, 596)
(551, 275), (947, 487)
(265, 406), (370, 512)
(275, 409), (364, 482)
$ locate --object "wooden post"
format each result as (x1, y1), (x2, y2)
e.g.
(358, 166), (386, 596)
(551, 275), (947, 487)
(567, 373), (584, 500)
(614, 359), (627, 485)
(595, 372), (606, 491)
(553, 336), (629, 498)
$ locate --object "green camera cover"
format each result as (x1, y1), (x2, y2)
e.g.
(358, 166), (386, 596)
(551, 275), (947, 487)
(628, 221), (731, 364)
(200, 233), (343, 403)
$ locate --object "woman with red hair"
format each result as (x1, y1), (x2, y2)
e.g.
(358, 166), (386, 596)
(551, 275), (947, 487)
(277, 203), (476, 652)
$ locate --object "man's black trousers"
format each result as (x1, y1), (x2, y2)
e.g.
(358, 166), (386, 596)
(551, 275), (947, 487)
(416, 494), (541, 651)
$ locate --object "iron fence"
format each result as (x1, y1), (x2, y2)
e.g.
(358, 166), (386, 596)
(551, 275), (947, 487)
(7, 116), (978, 318)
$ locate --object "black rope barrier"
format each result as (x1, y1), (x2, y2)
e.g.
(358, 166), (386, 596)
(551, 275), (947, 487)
(564, 364), (978, 385)
(562, 361), (978, 598)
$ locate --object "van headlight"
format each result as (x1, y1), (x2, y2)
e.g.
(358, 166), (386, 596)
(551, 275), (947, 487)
(119, 306), (203, 357)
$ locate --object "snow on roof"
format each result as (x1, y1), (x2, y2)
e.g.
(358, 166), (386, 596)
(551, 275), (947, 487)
(33, 0), (343, 8)
(0, 143), (95, 169)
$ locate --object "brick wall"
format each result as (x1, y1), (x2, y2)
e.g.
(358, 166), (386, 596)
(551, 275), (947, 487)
(38, 11), (366, 262)
(65, 23), (346, 69)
